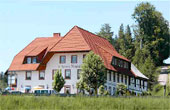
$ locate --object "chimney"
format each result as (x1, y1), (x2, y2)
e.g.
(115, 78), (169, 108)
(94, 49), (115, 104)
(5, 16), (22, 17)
(53, 33), (61, 37)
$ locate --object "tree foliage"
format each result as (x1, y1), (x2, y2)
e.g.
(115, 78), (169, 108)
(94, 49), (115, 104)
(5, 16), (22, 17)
(0, 73), (7, 91)
(79, 51), (106, 95)
(97, 24), (114, 44)
(52, 69), (65, 93)
(116, 83), (127, 96)
(116, 24), (135, 60)
(132, 2), (170, 66)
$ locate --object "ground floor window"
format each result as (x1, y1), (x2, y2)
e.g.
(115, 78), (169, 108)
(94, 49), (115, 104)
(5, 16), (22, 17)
(65, 69), (71, 79)
(39, 70), (45, 80)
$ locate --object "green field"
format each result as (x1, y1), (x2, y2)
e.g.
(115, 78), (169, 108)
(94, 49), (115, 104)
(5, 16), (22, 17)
(0, 96), (170, 110)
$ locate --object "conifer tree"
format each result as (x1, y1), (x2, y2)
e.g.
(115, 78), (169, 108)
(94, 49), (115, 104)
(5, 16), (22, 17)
(97, 24), (114, 44)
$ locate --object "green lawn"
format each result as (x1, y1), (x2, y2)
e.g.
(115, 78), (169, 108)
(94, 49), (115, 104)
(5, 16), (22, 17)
(0, 96), (170, 110)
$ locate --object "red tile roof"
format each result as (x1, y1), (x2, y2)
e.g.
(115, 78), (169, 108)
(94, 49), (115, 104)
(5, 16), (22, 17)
(50, 26), (129, 71)
(8, 37), (62, 71)
(8, 26), (134, 77)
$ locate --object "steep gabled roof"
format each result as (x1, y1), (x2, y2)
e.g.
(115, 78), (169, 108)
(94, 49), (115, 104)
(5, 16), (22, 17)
(8, 37), (62, 71)
(50, 26), (91, 52)
(8, 26), (136, 78)
(49, 26), (133, 76)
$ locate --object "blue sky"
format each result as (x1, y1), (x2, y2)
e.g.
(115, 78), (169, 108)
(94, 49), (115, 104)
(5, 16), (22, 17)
(0, 1), (170, 72)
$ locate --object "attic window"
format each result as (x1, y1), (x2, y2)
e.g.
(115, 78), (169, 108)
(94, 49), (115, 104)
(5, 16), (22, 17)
(32, 57), (37, 64)
(26, 57), (38, 64)
(27, 57), (32, 64)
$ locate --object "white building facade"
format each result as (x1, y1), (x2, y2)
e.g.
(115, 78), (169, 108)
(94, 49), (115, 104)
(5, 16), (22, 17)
(7, 26), (148, 95)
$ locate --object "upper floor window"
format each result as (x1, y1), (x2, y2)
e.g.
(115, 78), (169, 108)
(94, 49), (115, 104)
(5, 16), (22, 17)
(71, 55), (77, 63)
(65, 69), (71, 79)
(26, 71), (31, 80)
(32, 57), (37, 64)
(60, 56), (66, 63)
(120, 60), (123, 67)
(52, 69), (58, 80)
(77, 69), (81, 80)
(39, 70), (45, 80)
(26, 57), (37, 64)
(115, 58), (117, 65)
(27, 57), (32, 64)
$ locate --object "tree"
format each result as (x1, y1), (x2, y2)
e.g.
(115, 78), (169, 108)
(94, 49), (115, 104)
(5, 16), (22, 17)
(52, 69), (65, 93)
(132, 2), (170, 66)
(99, 85), (105, 96)
(116, 83), (127, 96)
(141, 56), (158, 90)
(124, 25), (135, 60)
(117, 24), (125, 55)
(116, 24), (135, 60)
(80, 51), (106, 95)
(97, 24), (114, 44)
(0, 72), (7, 91)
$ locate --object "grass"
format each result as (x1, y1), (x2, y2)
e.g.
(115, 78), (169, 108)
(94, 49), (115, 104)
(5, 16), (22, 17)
(0, 96), (170, 110)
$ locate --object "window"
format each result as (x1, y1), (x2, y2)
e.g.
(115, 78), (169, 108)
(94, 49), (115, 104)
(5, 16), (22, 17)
(120, 60), (123, 67)
(83, 54), (86, 59)
(115, 58), (117, 65)
(52, 69), (58, 80)
(112, 57), (115, 65)
(113, 72), (115, 82)
(25, 86), (31, 93)
(117, 73), (119, 83)
(39, 70), (45, 80)
(77, 69), (81, 79)
(118, 59), (121, 67)
(26, 71), (31, 80)
(27, 57), (31, 64)
(129, 76), (131, 85)
(134, 78), (136, 87)
(32, 57), (37, 64)
(65, 69), (71, 79)
(139, 79), (141, 88)
(109, 86), (111, 94)
(121, 74), (123, 83)
(60, 56), (66, 63)
(64, 85), (71, 94)
(125, 76), (127, 84)
(71, 55), (77, 63)
(109, 72), (111, 81)
(143, 80), (145, 89)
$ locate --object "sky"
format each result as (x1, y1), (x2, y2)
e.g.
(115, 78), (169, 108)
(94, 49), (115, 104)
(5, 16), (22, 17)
(0, 0), (170, 72)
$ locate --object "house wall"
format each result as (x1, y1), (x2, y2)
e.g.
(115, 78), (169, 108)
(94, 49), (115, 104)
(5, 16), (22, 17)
(105, 71), (148, 95)
(9, 52), (148, 95)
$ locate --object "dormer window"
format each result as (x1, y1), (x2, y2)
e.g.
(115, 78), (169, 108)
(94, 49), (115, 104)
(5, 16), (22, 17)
(32, 57), (37, 64)
(25, 56), (38, 64)
(27, 57), (32, 64)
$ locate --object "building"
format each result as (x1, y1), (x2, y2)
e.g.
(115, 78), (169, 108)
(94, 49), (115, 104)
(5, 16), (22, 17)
(7, 26), (148, 94)
(158, 66), (170, 86)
